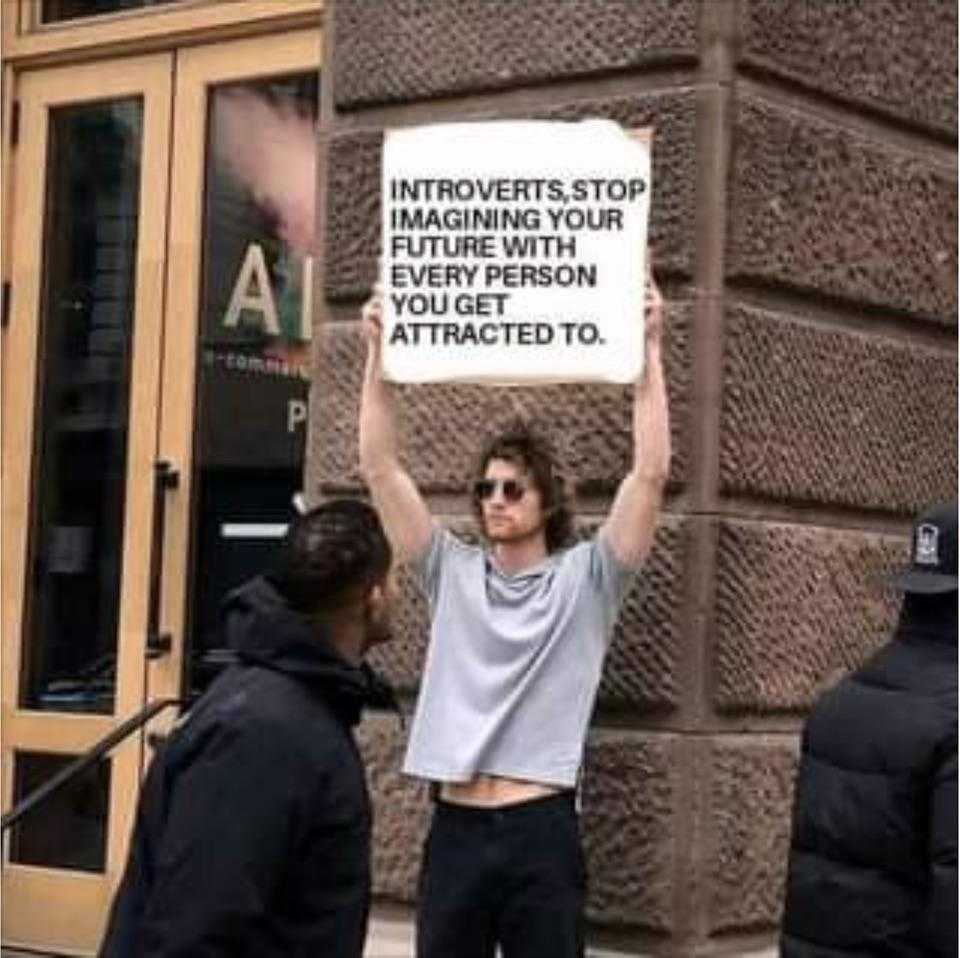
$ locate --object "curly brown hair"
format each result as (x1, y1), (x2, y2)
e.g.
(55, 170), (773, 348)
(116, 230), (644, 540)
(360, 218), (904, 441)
(471, 419), (573, 554)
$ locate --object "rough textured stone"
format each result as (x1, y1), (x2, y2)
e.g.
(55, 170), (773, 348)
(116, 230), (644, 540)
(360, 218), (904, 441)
(707, 740), (798, 934)
(728, 95), (958, 323)
(364, 522), (473, 693)
(713, 521), (903, 714)
(333, 0), (698, 109)
(357, 714), (432, 901)
(324, 90), (697, 299)
(364, 562), (428, 693)
(596, 517), (685, 712)
(581, 733), (678, 931)
(311, 298), (690, 495)
(365, 517), (685, 715)
(720, 304), (958, 513)
(740, 0), (958, 137)
(324, 130), (383, 305)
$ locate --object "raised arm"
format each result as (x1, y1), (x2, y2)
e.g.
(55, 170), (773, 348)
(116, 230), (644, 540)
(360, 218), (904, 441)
(358, 286), (434, 562)
(599, 266), (670, 568)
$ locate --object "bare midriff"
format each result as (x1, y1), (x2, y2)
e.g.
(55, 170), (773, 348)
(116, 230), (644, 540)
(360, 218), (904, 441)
(440, 773), (561, 807)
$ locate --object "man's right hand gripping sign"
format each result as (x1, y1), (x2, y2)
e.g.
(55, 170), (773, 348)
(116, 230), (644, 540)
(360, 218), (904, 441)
(358, 252), (669, 958)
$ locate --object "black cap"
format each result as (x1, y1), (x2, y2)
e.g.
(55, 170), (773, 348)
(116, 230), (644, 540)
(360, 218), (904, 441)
(888, 501), (958, 594)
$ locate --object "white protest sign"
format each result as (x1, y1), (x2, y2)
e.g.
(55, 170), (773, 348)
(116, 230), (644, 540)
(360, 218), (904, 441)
(381, 119), (652, 385)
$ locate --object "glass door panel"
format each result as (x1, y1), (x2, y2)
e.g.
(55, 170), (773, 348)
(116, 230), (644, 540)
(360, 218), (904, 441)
(21, 97), (143, 717)
(191, 70), (317, 694)
(153, 30), (319, 721)
(1, 54), (172, 955)
(42, 0), (181, 23)
(10, 751), (111, 872)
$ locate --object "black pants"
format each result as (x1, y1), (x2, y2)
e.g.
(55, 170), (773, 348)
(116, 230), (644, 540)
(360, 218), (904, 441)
(416, 792), (586, 958)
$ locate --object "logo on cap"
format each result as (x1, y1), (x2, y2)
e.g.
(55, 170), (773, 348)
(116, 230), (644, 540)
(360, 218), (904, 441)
(915, 524), (940, 566)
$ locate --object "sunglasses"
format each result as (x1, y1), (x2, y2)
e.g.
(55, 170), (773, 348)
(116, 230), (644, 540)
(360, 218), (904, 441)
(473, 478), (527, 502)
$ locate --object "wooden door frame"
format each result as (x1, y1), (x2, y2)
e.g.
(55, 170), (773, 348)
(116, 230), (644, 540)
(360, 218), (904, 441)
(4, 0), (322, 68)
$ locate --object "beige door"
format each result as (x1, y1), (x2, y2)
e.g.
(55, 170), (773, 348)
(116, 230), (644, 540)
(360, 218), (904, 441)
(149, 28), (319, 752)
(2, 30), (318, 955)
(1, 53), (174, 954)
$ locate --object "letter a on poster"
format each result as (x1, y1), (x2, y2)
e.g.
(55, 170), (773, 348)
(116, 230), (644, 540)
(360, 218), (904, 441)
(381, 120), (652, 385)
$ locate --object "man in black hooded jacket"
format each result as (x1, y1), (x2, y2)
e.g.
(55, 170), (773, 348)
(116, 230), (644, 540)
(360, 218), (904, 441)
(781, 500), (958, 957)
(99, 499), (398, 958)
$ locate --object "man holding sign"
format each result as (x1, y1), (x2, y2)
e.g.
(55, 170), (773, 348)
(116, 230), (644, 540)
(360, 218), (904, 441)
(359, 257), (669, 957)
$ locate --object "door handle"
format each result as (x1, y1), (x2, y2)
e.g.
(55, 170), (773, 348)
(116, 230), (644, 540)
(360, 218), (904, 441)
(147, 460), (178, 660)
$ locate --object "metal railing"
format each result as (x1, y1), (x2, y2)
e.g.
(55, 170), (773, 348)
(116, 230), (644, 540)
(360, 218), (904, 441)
(1, 697), (182, 834)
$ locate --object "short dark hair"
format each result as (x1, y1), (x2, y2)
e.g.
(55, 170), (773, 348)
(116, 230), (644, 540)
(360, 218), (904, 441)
(471, 419), (573, 553)
(269, 498), (391, 614)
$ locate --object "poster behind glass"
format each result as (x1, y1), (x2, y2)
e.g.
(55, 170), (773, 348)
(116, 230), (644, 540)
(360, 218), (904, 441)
(192, 74), (317, 693)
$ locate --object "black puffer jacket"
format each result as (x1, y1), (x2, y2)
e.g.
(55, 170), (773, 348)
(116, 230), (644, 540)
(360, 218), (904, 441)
(781, 598), (958, 957)
(100, 576), (396, 958)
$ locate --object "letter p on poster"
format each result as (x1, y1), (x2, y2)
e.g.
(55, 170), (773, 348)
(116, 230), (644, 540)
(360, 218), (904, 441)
(381, 120), (653, 385)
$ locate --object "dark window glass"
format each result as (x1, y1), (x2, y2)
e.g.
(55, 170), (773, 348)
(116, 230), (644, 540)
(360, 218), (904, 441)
(9, 752), (111, 873)
(41, 0), (178, 24)
(19, 99), (142, 714)
(189, 73), (317, 697)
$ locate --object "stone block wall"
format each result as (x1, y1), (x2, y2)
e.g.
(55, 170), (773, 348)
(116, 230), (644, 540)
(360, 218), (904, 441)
(312, 2), (957, 953)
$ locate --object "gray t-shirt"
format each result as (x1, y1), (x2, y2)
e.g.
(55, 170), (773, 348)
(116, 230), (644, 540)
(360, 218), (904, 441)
(402, 526), (637, 788)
